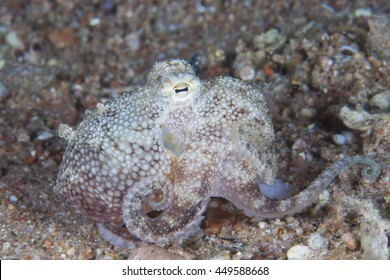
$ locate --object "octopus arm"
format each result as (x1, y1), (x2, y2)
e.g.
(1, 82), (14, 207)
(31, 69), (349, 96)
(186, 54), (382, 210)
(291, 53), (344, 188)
(121, 157), (210, 244)
(97, 223), (142, 249)
(215, 155), (380, 219)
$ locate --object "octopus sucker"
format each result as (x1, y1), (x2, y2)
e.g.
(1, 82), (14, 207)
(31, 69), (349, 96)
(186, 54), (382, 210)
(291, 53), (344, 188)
(55, 59), (381, 248)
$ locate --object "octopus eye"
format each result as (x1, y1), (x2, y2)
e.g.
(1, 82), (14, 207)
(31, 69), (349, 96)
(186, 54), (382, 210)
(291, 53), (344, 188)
(173, 83), (190, 98)
(162, 73), (201, 102)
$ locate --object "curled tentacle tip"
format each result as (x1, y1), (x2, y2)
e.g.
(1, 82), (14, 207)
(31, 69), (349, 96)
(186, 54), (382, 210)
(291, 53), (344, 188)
(361, 159), (381, 180)
(339, 155), (381, 181)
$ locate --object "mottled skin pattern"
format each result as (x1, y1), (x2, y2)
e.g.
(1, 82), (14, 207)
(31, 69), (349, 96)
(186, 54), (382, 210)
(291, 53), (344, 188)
(55, 59), (380, 248)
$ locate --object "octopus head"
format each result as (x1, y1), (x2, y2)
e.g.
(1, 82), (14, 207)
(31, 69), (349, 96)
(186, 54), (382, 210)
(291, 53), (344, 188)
(147, 59), (201, 103)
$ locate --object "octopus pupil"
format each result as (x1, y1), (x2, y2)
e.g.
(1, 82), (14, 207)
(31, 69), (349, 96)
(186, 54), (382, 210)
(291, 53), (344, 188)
(174, 87), (189, 94)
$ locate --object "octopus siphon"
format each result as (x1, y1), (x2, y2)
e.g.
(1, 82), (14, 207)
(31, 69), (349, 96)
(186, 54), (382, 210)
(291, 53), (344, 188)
(55, 59), (380, 248)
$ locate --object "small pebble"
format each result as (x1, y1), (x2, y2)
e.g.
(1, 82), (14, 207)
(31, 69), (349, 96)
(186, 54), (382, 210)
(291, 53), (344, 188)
(42, 240), (52, 249)
(36, 131), (54, 141)
(89, 17), (101, 26)
(128, 246), (184, 260)
(339, 106), (373, 131)
(295, 228), (304, 236)
(3, 242), (11, 252)
(300, 108), (315, 118)
(341, 131), (354, 143)
(341, 233), (357, 250)
(308, 232), (327, 250)
(292, 138), (307, 150)
(317, 190), (330, 207)
(0, 83), (9, 101)
(238, 65), (255, 80)
(48, 28), (76, 49)
(17, 129), (30, 142)
(48, 58), (58, 66)
(287, 245), (313, 260)
(6, 31), (25, 49)
(369, 91), (390, 110)
(333, 134), (346, 145)
(253, 29), (282, 50)
(14, 247), (20, 254)
(271, 54), (284, 64)
(9, 195), (17, 203)
(67, 247), (75, 256)
(125, 33), (140, 52)
(96, 248), (103, 258)
(258, 222), (267, 229)
(285, 216), (299, 228)
(354, 8), (372, 17)
(298, 152), (306, 160)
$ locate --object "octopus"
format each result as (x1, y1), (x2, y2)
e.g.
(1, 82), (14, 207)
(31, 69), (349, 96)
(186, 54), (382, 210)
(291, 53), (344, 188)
(55, 59), (380, 248)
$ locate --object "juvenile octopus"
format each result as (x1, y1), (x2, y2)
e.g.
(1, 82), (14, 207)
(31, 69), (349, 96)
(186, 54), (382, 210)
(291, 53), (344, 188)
(55, 59), (380, 248)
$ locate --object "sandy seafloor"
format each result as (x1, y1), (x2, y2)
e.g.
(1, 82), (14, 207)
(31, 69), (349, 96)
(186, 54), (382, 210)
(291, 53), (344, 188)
(0, 0), (389, 260)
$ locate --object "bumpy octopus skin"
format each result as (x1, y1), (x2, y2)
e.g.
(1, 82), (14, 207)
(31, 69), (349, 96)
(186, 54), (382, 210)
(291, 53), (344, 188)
(55, 59), (380, 248)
